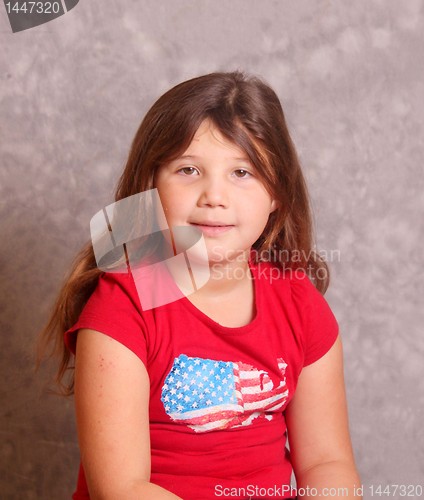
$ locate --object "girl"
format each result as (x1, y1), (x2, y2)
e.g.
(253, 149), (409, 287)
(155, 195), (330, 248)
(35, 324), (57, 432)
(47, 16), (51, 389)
(40, 71), (361, 499)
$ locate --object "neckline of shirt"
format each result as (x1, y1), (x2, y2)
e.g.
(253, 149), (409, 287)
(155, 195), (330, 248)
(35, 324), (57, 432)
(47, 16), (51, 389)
(179, 256), (262, 335)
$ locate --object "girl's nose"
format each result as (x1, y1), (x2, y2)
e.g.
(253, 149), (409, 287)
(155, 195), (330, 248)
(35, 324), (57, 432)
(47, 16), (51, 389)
(197, 176), (229, 208)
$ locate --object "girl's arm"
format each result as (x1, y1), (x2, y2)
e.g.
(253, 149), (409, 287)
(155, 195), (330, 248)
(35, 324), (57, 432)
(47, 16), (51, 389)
(74, 329), (182, 500)
(285, 336), (362, 500)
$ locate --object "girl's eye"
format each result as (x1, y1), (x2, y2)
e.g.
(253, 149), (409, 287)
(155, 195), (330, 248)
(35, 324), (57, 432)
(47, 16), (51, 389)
(177, 166), (199, 176)
(233, 169), (252, 178)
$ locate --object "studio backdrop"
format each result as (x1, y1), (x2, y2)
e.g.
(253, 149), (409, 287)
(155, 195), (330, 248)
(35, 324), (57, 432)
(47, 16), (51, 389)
(1, 1), (423, 498)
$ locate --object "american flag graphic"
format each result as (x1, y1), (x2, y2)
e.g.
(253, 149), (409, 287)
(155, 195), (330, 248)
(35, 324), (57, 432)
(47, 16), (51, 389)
(161, 354), (289, 433)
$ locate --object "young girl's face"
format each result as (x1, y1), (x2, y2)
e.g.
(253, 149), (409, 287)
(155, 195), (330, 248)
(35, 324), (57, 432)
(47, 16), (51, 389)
(155, 119), (277, 266)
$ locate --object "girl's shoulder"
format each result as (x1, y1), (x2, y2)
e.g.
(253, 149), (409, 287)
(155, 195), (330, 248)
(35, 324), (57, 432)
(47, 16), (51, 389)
(253, 259), (319, 301)
(64, 270), (149, 361)
(253, 261), (338, 361)
(94, 270), (142, 306)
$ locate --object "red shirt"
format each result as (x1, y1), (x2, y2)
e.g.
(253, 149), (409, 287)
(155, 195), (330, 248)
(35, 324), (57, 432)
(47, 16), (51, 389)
(65, 259), (338, 499)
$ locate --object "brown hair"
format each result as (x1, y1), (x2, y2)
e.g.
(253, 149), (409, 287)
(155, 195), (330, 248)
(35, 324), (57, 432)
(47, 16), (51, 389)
(38, 71), (330, 394)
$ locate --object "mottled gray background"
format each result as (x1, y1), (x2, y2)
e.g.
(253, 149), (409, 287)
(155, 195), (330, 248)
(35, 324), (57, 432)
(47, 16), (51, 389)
(1, 0), (423, 499)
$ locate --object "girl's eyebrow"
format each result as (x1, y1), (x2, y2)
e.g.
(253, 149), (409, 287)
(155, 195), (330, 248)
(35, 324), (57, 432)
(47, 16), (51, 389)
(175, 155), (197, 160)
(175, 154), (250, 162)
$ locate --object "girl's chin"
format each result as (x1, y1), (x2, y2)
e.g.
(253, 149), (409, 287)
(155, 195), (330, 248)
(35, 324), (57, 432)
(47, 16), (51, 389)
(205, 246), (250, 265)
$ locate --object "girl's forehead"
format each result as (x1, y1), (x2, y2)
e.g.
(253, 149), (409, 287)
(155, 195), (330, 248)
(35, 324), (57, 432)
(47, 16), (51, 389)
(183, 119), (249, 159)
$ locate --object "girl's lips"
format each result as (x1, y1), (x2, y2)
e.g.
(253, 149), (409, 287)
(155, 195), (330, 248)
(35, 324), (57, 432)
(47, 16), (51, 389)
(190, 223), (234, 236)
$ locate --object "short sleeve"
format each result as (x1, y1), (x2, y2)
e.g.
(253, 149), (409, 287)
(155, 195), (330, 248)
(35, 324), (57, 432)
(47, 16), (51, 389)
(64, 271), (148, 365)
(289, 272), (339, 367)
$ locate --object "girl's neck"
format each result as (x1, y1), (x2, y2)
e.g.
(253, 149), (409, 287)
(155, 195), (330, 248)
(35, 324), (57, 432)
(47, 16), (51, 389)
(164, 249), (252, 300)
(195, 254), (252, 299)
(186, 253), (256, 327)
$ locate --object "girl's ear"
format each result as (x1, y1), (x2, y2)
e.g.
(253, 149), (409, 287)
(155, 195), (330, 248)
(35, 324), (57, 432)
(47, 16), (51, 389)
(270, 199), (279, 213)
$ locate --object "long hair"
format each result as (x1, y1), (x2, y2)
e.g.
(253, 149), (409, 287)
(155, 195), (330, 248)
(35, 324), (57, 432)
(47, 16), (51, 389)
(38, 71), (330, 394)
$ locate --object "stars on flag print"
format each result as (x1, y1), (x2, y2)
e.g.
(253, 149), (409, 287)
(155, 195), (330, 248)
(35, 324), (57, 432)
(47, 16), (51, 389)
(161, 354), (289, 433)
